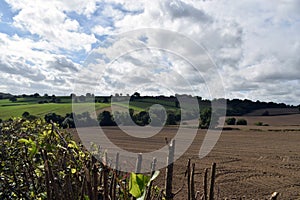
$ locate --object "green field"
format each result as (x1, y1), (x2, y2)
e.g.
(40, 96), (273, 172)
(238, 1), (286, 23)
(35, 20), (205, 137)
(0, 98), (111, 120)
(0, 97), (182, 120)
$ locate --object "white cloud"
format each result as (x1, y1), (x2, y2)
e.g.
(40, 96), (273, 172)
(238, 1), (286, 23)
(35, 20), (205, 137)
(72, 0), (299, 104)
(92, 25), (113, 36)
(0, 0), (299, 104)
(8, 0), (97, 52)
(0, 32), (78, 95)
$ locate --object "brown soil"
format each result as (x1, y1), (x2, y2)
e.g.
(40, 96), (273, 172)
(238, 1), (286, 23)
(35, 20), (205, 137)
(228, 114), (300, 127)
(69, 113), (300, 199)
(245, 108), (299, 116)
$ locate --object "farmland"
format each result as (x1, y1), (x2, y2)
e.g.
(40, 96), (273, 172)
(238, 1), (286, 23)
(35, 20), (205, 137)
(0, 94), (299, 199)
(71, 113), (300, 199)
(0, 97), (174, 120)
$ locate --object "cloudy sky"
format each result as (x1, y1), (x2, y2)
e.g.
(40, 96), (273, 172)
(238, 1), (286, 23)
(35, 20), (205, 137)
(0, 0), (299, 105)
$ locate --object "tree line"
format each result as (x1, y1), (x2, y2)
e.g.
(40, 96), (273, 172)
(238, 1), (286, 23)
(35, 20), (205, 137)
(11, 107), (216, 129)
(2, 92), (299, 116)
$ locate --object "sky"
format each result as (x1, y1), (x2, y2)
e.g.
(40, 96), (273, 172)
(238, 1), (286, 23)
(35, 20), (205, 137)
(0, 0), (299, 105)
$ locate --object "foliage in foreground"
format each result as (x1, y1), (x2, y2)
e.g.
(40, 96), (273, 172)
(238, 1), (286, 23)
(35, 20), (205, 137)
(0, 118), (89, 199)
(0, 119), (160, 200)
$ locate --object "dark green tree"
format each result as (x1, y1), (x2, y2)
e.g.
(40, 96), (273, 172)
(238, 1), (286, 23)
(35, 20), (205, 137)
(44, 113), (64, 126)
(166, 112), (177, 125)
(62, 113), (75, 128)
(33, 93), (40, 98)
(133, 92), (140, 99)
(78, 95), (86, 102)
(97, 111), (116, 126)
(262, 110), (269, 116)
(175, 100), (179, 108)
(103, 97), (109, 103)
(134, 111), (150, 126)
(199, 107), (219, 129)
(236, 118), (247, 125)
(129, 108), (134, 117)
(22, 111), (30, 118)
(9, 96), (17, 102)
(225, 117), (236, 125)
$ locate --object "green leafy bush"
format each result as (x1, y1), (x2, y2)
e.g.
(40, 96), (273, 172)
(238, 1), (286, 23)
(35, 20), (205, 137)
(0, 118), (90, 199)
(225, 117), (236, 125)
(0, 118), (164, 200)
(236, 119), (247, 125)
(255, 121), (264, 126)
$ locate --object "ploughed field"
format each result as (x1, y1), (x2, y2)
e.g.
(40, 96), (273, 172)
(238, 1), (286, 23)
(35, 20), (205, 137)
(71, 115), (300, 199)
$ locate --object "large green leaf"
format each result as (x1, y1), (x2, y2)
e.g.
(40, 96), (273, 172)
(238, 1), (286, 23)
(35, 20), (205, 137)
(129, 172), (150, 198)
(18, 138), (29, 144)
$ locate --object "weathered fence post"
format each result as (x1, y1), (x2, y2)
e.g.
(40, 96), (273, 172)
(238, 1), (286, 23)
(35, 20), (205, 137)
(209, 163), (216, 200)
(135, 153), (143, 173)
(187, 159), (191, 200)
(191, 163), (195, 200)
(203, 168), (208, 200)
(132, 153), (143, 200)
(146, 157), (157, 200)
(151, 157), (157, 174)
(270, 192), (279, 200)
(92, 156), (98, 200)
(165, 139), (175, 200)
(112, 153), (119, 200)
(103, 152), (109, 200)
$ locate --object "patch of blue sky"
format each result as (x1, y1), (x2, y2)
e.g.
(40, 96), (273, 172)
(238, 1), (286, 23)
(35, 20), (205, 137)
(93, 35), (116, 52)
(0, 1), (41, 41)
(51, 37), (111, 65)
(94, 34), (110, 43)
(0, 0), (18, 24)
(64, 2), (117, 34)
(0, 21), (41, 41)
(138, 35), (148, 44)
(25, 60), (35, 66)
(53, 48), (88, 64)
(160, 55), (173, 66)
(64, 11), (93, 34)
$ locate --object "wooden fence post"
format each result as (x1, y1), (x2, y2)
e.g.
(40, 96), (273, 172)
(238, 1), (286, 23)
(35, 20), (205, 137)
(187, 159), (191, 200)
(203, 168), (208, 200)
(112, 153), (119, 200)
(191, 163), (195, 200)
(92, 156), (98, 200)
(146, 157), (157, 200)
(209, 163), (216, 200)
(103, 152), (109, 200)
(135, 153), (143, 173)
(133, 153), (143, 200)
(270, 192), (279, 200)
(165, 139), (175, 200)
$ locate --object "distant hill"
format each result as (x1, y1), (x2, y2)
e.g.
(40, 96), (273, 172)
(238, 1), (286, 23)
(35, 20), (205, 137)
(225, 98), (299, 116)
(0, 92), (14, 99)
(244, 108), (300, 116)
(0, 92), (299, 120)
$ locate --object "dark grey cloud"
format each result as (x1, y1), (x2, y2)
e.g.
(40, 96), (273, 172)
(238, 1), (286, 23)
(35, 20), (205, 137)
(47, 56), (79, 72)
(162, 0), (212, 23)
(0, 59), (46, 81)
